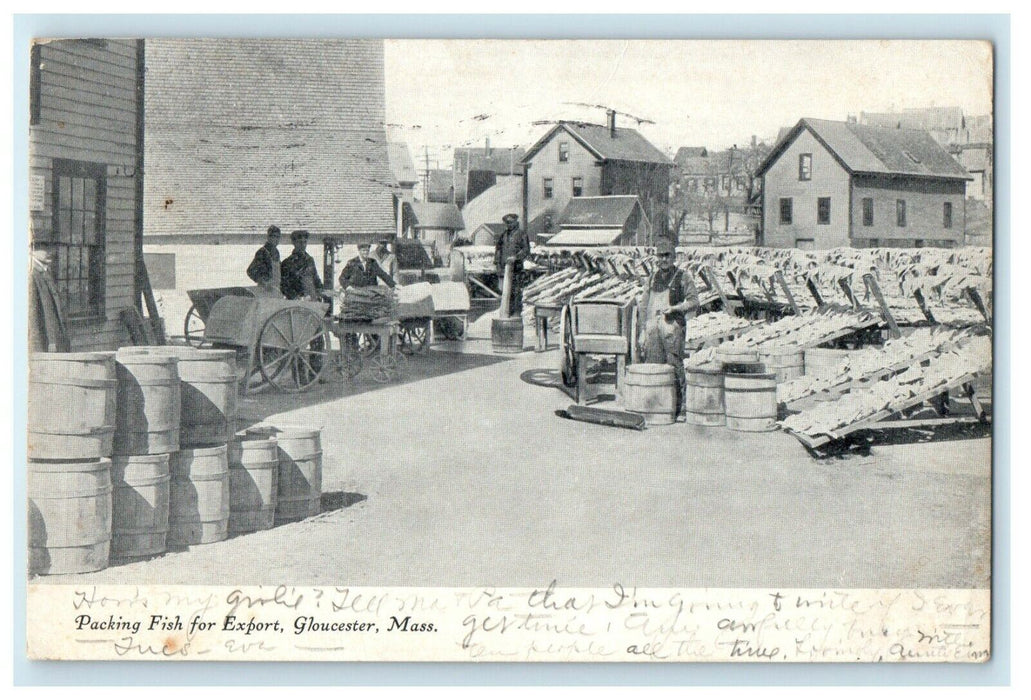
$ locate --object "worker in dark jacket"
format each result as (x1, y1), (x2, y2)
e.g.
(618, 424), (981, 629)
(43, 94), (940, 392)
(494, 213), (531, 314)
(247, 225), (282, 295)
(339, 242), (397, 289)
(280, 230), (323, 300)
(639, 237), (700, 419)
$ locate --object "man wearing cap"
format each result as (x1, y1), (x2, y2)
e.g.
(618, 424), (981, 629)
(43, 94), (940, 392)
(247, 225), (282, 295)
(280, 230), (323, 300)
(494, 213), (531, 313)
(339, 241), (397, 289)
(639, 238), (699, 419)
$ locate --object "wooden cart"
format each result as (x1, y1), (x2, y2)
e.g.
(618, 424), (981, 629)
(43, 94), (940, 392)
(559, 298), (639, 404)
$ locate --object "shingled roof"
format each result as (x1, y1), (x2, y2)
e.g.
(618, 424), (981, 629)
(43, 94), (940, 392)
(144, 39), (396, 239)
(757, 118), (971, 180)
(406, 202), (464, 230)
(454, 146), (526, 175)
(388, 142), (419, 187)
(521, 121), (672, 166)
(558, 195), (644, 228)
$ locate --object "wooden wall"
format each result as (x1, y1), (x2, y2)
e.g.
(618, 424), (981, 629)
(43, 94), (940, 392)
(850, 174), (966, 247)
(29, 39), (141, 351)
(524, 131), (603, 230)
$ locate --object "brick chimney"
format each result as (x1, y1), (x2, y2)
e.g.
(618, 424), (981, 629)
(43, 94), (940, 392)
(606, 109), (617, 138)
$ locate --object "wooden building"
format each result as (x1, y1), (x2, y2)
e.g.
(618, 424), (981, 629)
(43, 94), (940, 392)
(143, 39), (396, 244)
(545, 195), (650, 247)
(519, 111), (672, 242)
(452, 141), (525, 208)
(757, 118), (971, 249)
(402, 201), (465, 262)
(29, 39), (145, 351)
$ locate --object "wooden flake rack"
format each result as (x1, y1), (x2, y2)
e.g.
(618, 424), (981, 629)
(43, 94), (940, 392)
(783, 371), (990, 451)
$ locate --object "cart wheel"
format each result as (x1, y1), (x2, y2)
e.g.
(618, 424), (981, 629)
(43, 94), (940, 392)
(368, 351), (402, 383)
(399, 320), (430, 355)
(357, 333), (381, 357)
(559, 305), (577, 388)
(257, 307), (331, 392)
(338, 343), (363, 379)
(184, 304), (206, 347)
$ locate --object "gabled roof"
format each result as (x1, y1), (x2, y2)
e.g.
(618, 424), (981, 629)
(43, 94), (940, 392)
(674, 146), (708, 166)
(557, 195), (643, 229)
(406, 202), (464, 230)
(521, 121), (672, 166)
(387, 142), (419, 186)
(454, 146), (526, 175)
(757, 118), (971, 180)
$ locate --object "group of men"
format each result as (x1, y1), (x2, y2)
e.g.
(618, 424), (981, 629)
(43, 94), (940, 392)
(246, 225), (396, 300)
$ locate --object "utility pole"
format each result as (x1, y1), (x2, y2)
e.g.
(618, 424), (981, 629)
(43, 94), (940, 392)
(725, 144), (737, 233)
(422, 146), (432, 203)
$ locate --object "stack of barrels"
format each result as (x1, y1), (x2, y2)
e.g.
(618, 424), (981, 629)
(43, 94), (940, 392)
(28, 345), (325, 576)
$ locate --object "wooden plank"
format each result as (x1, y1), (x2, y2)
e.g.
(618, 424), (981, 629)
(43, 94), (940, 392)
(29, 139), (136, 165)
(863, 274), (901, 339)
(774, 271), (802, 316)
(40, 70), (137, 106)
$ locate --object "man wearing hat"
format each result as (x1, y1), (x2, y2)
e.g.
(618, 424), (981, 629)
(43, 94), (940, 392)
(280, 230), (323, 300)
(339, 241), (397, 289)
(247, 225), (282, 295)
(639, 238), (699, 419)
(494, 213), (531, 313)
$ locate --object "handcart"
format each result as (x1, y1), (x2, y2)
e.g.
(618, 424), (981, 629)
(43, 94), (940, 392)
(183, 286), (259, 346)
(559, 298), (639, 404)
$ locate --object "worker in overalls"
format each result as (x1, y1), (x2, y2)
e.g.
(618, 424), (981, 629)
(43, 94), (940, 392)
(494, 212), (531, 314)
(639, 238), (700, 419)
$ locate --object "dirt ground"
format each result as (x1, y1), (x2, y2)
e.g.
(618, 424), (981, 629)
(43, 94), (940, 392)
(38, 314), (992, 589)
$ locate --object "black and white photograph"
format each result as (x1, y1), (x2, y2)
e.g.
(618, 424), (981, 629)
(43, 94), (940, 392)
(21, 34), (995, 663)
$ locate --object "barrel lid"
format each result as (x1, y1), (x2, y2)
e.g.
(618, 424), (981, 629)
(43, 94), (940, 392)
(725, 371), (776, 380)
(628, 363), (675, 374)
(111, 453), (172, 465)
(176, 444), (227, 456)
(116, 348), (178, 364)
(30, 351), (116, 362)
(686, 363), (722, 375)
(152, 347), (237, 362)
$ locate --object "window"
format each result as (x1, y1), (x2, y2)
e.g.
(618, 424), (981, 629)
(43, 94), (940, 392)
(914, 240), (924, 248)
(896, 199), (907, 227)
(795, 238), (815, 250)
(862, 198), (874, 226)
(779, 198), (793, 224)
(798, 153), (812, 181)
(558, 142), (569, 162)
(817, 197), (831, 225)
(571, 177), (583, 197)
(869, 238), (880, 247)
(543, 178), (553, 199)
(42, 159), (106, 319)
(30, 44), (42, 125)
(943, 201), (953, 228)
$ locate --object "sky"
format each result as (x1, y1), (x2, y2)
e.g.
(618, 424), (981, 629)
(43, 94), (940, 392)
(384, 39), (993, 166)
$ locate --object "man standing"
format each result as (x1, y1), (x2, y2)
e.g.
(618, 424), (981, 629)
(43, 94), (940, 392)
(639, 238), (699, 419)
(247, 225), (282, 295)
(339, 241), (397, 289)
(280, 230), (323, 300)
(493, 213), (531, 314)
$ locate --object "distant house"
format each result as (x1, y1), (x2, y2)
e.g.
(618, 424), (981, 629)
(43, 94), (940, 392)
(468, 223), (505, 247)
(453, 141), (525, 208)
(546, 195), (650, 247)
(424, 169), (455, 204)
(674, 147), (750, 201)
(29, 39), (145, 351)
(756, 118), (971, 250)
(388, 142), (420, 202)
(402, 201), (465, 261)
(144, 39), (397, 243)
(519, 111), (673, 242)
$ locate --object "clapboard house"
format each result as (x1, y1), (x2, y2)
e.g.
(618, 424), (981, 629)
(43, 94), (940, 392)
(757, 118), (971, 249)
(28, 39), (146, 351)
(519, 111), (673, 242)
(143, 39), (397, 243)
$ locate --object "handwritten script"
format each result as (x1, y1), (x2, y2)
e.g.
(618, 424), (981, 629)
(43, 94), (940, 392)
(27, 583), (989, 662)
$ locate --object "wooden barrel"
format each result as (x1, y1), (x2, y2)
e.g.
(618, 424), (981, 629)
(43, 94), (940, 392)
(717, 346), (759, 367)
(113, 349), (181, 456)
(685, 366), (725, 426)
(28, 458), (112, 575)
(491, 316), (524, 353)
(168, 445), (229, 546)
(624, 363), (677, 425)
(804, 348), (851, 378)
(155, 347), (238, 447)
(110, 453), (170, 562)
(28, 351), (117, 459)
(723, 371), (778, 432)
(246, 426), (323, 524)
(760, 346), (805, 383)
(228, 436), (279, 534)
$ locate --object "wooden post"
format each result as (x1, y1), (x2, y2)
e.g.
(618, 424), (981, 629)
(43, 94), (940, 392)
(500, 260), (514, 319)
(913, 288), (937, 324)
(806, 276), (825, 308)
(838, 278), (862, 310)
(774, 271), (802, 316)
(863, 273), (901, 339)
(965, 286), (991, 323)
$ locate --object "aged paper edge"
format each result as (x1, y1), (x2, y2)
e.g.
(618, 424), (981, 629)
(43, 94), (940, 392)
(27, 584), (990, 662)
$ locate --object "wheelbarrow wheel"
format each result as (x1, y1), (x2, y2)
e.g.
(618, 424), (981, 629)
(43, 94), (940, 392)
(256, 306), (331, 392)
(183, 304), (206, 347)
(559, 304), (577, 388)
(368, 349), (407, 383)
